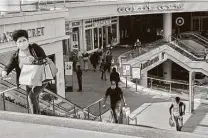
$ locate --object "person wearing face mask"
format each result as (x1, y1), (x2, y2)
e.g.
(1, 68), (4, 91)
(103, 81), (127, 123)
(1, 29), (48, 114)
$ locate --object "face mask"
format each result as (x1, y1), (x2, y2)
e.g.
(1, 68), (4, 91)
(17, 41), (29, 50)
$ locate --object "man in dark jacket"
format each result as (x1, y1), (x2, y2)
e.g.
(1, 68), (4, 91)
(110, 67), (120, 87)
(106, 52), (113, 73)
(76, 64), (82, 92)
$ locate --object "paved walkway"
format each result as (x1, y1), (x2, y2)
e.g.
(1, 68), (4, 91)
(65, 47), (171, 116)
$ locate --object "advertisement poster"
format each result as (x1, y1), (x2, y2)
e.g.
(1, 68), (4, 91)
(122, 64), (131, 76)
(132, 67), (141, 79)
(65, 62), (73, 75)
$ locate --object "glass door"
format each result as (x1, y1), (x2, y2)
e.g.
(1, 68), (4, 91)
(99, 28), (103, 48)
(103, 26), (107, 48)
(192, 18), (203, 32)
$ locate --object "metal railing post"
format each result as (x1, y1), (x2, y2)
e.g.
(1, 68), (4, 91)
(27, 93), (30, 113)
(20, 0), (22, 12)
(52, 95), (55, 115)
(87, 108), (90, 119)
(2, 93), (6, 111)
(99, 101), (102, 121)
(73, 106), (76, 117)
(170, 83), (172, 94)
(135, 118), (137, 126)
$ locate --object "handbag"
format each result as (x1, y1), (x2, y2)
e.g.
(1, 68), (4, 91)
(46, 58), (58, 78)
(19, 64), (44, 86)
(42, 64), (54, 83)
(169, 117), (175, 127)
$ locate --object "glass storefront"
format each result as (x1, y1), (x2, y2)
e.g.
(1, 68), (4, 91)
(85, 29), (93, 51)
(94, 28), (99, 49)
(84, 17), (119, 52)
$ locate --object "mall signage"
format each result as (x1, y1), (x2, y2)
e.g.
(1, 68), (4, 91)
(92, 20), (111, 27)
(0, 27), (45, 43)
(141, 56), (159, 70)
(117, 3), (184, 13)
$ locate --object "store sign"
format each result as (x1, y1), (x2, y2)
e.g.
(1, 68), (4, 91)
(92, 20), (111, 27)
(0, 27), (45, 43)
(117, 3), (184, 13)
(141, 56), (159, 70)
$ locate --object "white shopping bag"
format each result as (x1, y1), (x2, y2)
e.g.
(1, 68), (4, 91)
(19, 64), (43, 86)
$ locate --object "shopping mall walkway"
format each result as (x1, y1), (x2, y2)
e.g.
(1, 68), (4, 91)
(65, 46), (172, 115)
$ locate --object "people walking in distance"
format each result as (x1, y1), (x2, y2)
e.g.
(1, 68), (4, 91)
(90, 52), (99, 71)
(110, 67), (120, 87)
(169, 97), (186, 131)
(103, 81), (127, 123)
(76, 64), (83, 92)
(100, 59), (107, 81)
(134, 38), (142, 53)
(1, 29), (49, 114)
(106, 51), (113, 73)
(82, 51), (89, 71)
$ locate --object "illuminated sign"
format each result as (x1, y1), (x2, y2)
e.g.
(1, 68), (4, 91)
(0, 27), (45, 43)
(141, 56), (159, 70)
(117, 3), (184, 13)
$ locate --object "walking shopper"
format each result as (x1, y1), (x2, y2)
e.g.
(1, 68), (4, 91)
(1, 29), (51, 114)
(103, 81), (127, 123)
(110, 67), (120, 87)
(100, 59), (107, 81)
(134, 38), (142, 53)
(82, 51), (89, 71)
(169, 97), (186, 131)
(90, 52), (99, 71)
(76, 64), (82, 92)
(106, 52), (113, 73)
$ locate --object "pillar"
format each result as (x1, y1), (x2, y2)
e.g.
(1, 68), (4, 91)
(163, 13), (172, 42)
(140, 72), (148, 87)
(55, 52), (66, 98)
(163, 60), (172, 83)
(189, 71), (194, 113)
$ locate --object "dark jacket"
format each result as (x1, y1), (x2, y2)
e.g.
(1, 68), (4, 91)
(110, 71), (120, 83)
(4, 43), (46, 87)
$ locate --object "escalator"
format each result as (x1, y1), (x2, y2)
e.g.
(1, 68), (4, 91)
(179, 32), (208, 52)
(123, 36), (208, 76)
(0, 52), (110, 121)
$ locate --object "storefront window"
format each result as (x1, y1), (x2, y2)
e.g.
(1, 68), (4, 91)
(108, 26), (112, 45)
(99, 28), (103, 48)
(112, 24), (117, 45)
(72, 28), (80, 50)
(85, 29), (93, 51)
(94, 28), (98, 49)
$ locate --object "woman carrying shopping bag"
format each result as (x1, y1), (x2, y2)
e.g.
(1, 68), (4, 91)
(1, 30), (57, 114)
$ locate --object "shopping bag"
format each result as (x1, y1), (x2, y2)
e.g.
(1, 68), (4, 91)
(169, 117), (175, 127)
(122, 107), (130, 118)
(46, 58), (58, 77)
(42, 64), (54, 82)
(19, 64), (43, 86)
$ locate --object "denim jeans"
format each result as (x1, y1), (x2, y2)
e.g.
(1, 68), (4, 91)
(173, 116), (183, 131)
(111, 101), (122, 123)
(26, 83), (48, 114)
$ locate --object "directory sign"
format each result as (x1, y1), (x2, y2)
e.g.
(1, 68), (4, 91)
(132, 67), (141, 79)
(122, 64), (131, 76)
